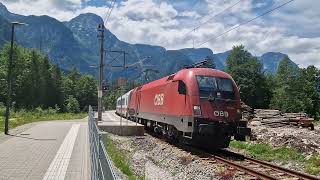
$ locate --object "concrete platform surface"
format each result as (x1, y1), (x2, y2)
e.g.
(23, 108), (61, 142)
(98, 111), (144, 136)
(0, 120), (90, 180)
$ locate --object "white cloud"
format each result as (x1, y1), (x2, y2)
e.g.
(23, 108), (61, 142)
(1, 0), (106, 21)
(0, 0), (319, 67)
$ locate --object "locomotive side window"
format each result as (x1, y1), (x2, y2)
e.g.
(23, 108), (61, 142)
(196, 76), (235, 100)
(178, 80), (187, 95)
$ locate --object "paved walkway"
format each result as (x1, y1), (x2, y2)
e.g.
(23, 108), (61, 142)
(0, 120), (90, 180)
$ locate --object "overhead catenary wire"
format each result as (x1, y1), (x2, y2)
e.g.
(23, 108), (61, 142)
(193, 0), (241, 31)
(196, 0), (295, 47)
(104, 0), (117, 26)
(160, 0), (242, 46)
(103, 0), (114, 23)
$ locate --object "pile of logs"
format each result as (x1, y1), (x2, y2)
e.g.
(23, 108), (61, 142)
(251, 109), (315, 130)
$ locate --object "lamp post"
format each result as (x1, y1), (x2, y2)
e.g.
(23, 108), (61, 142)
(4, 22), (27, 135)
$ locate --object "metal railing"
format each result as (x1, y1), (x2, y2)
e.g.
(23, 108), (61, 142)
(88, 106), (117, 180)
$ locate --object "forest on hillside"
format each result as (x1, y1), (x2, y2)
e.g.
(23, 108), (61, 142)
(226, 45), (320, 120)
(0, 44), (97, 113)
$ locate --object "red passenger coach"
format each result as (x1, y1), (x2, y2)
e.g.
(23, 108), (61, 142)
(117, 67), (251, 148)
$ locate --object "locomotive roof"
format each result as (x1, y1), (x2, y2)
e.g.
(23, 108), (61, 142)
(137, 68), (232, 91)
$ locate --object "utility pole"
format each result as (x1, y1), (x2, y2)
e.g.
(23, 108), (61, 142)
(4, 22), (27, 135)
(108, 50), (128, 135)
(97, 23), (105, 121)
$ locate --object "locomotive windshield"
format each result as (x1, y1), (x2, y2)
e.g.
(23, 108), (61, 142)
(196, 76), (235, 100)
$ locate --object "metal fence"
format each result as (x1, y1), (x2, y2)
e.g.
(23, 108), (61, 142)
(88, 106), (117, 180)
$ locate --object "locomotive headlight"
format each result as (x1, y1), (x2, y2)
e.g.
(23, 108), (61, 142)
(193, 106), (202, 116)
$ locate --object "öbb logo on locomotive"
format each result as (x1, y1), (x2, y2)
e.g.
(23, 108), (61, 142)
(214, 111), (229, 117)
(154, 93), (164, 106)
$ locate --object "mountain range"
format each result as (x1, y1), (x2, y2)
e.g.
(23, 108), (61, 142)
(0, 2), (297, 82)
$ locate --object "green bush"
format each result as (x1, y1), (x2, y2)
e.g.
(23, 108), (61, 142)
(65, 96), (80, 113)
(47, 107), (57, 115)
(54, 104), (61, 113)
(34, 107), (44, 115)
(0, 102), (5, 116)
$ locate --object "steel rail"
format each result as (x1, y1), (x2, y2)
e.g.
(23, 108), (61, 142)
(212, 149), (320, 180)
(244, 156), (319, 180)
(209, 155), (278, 180)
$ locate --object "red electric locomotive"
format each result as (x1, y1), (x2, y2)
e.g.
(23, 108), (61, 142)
(117, 67), (251, 148)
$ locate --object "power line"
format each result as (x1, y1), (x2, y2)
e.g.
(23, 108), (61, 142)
(103, 0), (115, 22)
(160, 0), (242, 46)
(194, 0), (241, 31)
(103, 1), (113, 23)
(104, 0), (117, 26)
(196, 0), (295, 47)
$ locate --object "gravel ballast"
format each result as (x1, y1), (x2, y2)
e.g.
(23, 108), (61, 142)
(108, 134), (251, 180)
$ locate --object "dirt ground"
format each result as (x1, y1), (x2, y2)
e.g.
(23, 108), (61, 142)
(249, 121), (320, 155)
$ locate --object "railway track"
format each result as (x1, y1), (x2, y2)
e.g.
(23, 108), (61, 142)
(123, 113), (319, 179)
(148, 132), (320, 179)
(201, 149), (319, 180)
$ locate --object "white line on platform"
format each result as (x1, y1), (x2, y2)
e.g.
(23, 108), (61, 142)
(42, 124), (80, 180)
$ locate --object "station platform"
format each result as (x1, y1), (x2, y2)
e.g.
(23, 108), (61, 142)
(0, 120), (90, 180)
(97, 111), (145, 136)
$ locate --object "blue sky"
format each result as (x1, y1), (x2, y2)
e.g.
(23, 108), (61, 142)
(1, 0), (319, 67)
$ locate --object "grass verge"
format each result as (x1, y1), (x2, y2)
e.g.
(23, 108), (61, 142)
(0, 109), (87, 132)
(105, 136), (144, 180)
(230, 140), (320, 175)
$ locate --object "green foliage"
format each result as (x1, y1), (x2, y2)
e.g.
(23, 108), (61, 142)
(226, 45), (272, 108)
(103, 88), (123, 110)
(0, 44), (97, 112)
(270, 56), (320, 119)
(103, 81), (138, 110)
(0, 109), (87, 132)
(226, 45), (320, 119)
(0, 102), (5, 116)
(305, 155), (320, 175)
(65, 96), (80, 113)
(230, 141), (320, 175)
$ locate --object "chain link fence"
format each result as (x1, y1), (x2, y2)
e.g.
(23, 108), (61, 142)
(88, 106), (117, 180)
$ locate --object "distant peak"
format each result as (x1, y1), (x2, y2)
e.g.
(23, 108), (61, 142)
(262, 52), (286, 56)
(0, 2), (9, 14)
(69, 13), (103, 24)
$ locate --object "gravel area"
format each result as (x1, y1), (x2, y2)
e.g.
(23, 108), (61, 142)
(108, 134), (253, 180)
(249, 122), (320, 155)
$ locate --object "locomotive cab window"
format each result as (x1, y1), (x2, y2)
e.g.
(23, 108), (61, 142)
(196, 76), (235, 100)
(178, 80), (187, 95)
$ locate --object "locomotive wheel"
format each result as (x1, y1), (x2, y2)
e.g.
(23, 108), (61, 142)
(167, 126), (180, 140)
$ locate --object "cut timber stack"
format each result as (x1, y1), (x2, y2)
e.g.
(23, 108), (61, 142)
(251, 109), (315, 130)
(241, 102), (254, 121)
